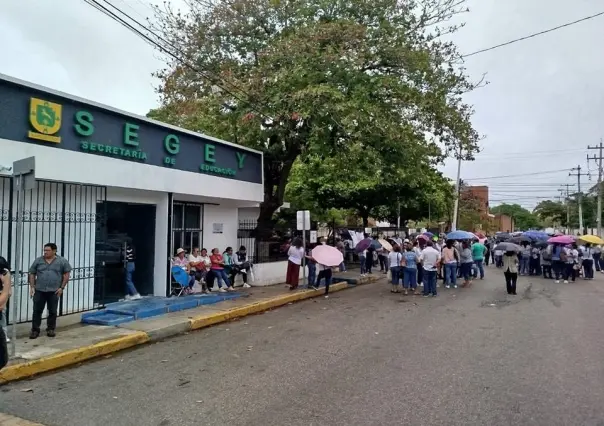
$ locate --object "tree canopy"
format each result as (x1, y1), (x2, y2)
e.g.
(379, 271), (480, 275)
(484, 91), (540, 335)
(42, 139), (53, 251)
(490, 203), (541, 230)
(150, 0), (481, 230)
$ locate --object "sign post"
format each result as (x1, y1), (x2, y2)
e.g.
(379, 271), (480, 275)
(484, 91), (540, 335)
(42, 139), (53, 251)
(9, 157), (36, 356)
(297, 210), (310, 286)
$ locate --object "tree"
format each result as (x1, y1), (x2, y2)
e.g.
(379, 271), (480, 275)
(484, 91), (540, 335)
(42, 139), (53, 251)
(533, 200), (566, 227)
(490, 203), (541, 230)
(286, 142), (453, 226)
(150, 0), (481, 234)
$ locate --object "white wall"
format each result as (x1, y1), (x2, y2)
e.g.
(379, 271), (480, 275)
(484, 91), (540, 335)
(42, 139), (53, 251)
(250, 261), (303, 287)
(238, 207), (259, 221)
(0, 138), (264, 203)
(202, 205), (238, 253)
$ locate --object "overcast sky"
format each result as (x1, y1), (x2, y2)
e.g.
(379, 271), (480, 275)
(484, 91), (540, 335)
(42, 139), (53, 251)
(1, 0), (602, 210)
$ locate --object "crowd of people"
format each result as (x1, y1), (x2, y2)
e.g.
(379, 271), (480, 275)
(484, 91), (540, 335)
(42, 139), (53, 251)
(171, 245), (253, 294)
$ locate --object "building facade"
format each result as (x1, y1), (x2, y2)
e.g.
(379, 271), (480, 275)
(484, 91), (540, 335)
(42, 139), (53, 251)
(0, 74), (264, 323)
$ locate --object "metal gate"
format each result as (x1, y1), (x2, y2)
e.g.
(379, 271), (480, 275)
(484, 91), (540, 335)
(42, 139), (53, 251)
(0, 176), (107, 324)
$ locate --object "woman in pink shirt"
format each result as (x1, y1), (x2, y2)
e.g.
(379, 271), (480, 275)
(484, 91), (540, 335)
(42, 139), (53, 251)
(441, 240), (458, 288)
(210, 248), (234, 292)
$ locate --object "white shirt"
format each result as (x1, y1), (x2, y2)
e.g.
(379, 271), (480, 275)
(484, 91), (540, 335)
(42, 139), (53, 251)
(420, 247), (441, 271)
(188, 254), (203, 271)
(580, 246), (593, 260)
(388, 251), (402, 268)
(287, 246), (305, 265)
(565, 248), (578, 264)
(494, 250), (503, 256)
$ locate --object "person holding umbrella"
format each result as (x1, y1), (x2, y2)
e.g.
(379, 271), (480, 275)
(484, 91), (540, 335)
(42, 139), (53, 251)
(310, 242), (343, 298)
(503, 249), (519, 295)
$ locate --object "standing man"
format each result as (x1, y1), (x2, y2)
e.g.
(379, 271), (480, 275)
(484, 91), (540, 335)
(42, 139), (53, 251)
(28, 243), (72, 339)
(124, 241), (141, 300)
(419, 241), (441, 297)
(0, 256), (11, 370)
(471, 239), (487, 280)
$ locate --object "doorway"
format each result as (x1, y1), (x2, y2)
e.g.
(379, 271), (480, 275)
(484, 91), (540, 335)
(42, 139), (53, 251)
(95, 201), (156, 303)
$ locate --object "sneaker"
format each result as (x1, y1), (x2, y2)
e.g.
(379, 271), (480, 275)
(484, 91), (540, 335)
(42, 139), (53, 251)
(419, 283), (424, 287)
(453, 285), (458, 289)
(555, 280), (560, 283)
(226, 287), (235, 292)
(47, 329), (56, 338)
(29, 330), (40, 339)
(218, 288), (227, 293)
(125, 294), (133, 301)
(243, 283), (251, 288)
(445, 285), (450, 289)
(423, 294), (429, 298)
(563, 280), (569, 284)
(131, 293), (142, 300)
(311, 285), (319, 290)
(5, 336), (10, 343)
(324, 295), (329, 299)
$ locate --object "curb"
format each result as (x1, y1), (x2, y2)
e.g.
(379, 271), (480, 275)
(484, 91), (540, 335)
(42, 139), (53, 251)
(0, 331), (149, 385)
(0, 277), (376, 384)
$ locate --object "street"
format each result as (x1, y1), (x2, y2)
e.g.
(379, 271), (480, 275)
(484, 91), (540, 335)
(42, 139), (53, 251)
(2, 268), (604, 426)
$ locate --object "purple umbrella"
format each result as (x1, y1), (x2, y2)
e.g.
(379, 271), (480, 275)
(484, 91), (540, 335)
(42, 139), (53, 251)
(355, 238), (373, 253)
(547, 235), (575, 245)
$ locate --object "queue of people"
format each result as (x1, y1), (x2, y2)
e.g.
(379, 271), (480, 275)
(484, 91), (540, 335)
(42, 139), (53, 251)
(171, 245), (253, 294)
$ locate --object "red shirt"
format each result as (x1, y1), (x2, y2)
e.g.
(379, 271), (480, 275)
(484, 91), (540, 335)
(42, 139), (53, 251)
(210, 254), (224, 270)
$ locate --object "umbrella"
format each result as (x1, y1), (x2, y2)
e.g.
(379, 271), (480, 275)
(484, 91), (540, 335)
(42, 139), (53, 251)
(510, 235), (531, 244)
(475, 232), (486, 239)
(423, 231), (434, 238)
(354, 238), (372, 253)
(533, 241), (549, 249)
(378, 238), (393, 252)
(494, 242), (522, 252)
(523, 231), (549, 241)
(417, 234), (429, 241)
(578, 234), (604, 245)
(446, 230), (476, 240)
(370, 239), (382, 250)
(547, 235), (575, 245)
(311, 245), (344, 267)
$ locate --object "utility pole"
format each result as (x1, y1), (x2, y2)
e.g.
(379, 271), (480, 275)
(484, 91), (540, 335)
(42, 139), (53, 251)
(559, 184), (573, 234)
(451, 147), (463, 231)
(569, 166), (589, 234)
(588, 140), (604, 237)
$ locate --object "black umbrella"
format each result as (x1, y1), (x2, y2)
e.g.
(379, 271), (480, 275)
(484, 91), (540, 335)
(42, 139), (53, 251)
(533, 241), (549, 249)
(510, 235), (531, 244)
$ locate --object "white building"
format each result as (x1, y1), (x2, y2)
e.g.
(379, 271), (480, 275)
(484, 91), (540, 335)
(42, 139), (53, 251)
(0, 74), (265, 323)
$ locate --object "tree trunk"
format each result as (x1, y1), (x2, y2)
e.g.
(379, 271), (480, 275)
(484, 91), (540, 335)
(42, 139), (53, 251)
(362, 215), (369, 228)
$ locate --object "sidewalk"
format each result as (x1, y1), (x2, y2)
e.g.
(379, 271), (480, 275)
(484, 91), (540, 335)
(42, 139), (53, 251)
(0, 271), (380, 385)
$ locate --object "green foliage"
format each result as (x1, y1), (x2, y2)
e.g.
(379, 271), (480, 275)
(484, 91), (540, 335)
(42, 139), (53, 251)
(534, 196), (599, 229)
(533, 200), (566, 226)
(285, 142), (453, 226)
(150, 0), (481, 229)
(490, 203), (542, 230)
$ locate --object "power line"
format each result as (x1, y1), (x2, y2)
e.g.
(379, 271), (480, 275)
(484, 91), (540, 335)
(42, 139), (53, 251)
(84, 0), (276, 122)
(464, 168), (572, 181)
(476, 147), (586, 159)
(462, 11), (604, 58)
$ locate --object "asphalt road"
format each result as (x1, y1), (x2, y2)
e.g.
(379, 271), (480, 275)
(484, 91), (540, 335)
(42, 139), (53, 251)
(2, 267), (604, 426)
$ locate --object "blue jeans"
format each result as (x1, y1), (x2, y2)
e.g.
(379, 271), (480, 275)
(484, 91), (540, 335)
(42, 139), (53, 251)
(125, 262), (138, 295)
(390, 266), (401, 285)
(444, 263), (457, 285)
(519, 256), (530, 275)
(403, 267), (417, 288)
(473, 259), (485, 279)
(460, 262), (473, 280)
(213, 269), (231, 288)
(359, 255), (366, 274)
(308, 262), (317, 287)
(423, 270), (437, 295)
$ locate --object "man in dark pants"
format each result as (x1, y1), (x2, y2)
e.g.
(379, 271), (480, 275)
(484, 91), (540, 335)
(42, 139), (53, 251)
(28, 243), (72, 339)
(0, 256), (11, 370)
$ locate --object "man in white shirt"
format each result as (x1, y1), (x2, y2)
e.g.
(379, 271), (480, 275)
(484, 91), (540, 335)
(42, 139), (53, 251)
(420, 241), (441, 297)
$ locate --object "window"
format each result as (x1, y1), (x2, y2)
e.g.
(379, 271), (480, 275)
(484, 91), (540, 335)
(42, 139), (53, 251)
(171, 202), (203, 256)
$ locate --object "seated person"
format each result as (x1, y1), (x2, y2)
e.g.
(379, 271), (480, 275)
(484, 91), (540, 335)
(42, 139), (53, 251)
(188, 247), (210, 293)
(172, 248), (195, 290)
(233, 245), (252, 288)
